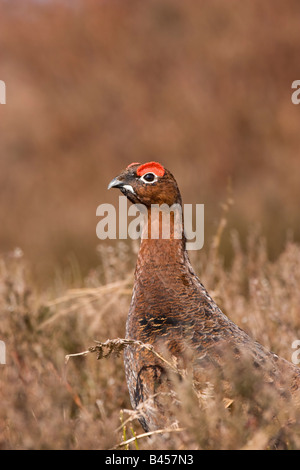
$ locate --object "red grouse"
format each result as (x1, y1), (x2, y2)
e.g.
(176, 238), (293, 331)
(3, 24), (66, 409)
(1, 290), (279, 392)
(108, 161), (300, 432)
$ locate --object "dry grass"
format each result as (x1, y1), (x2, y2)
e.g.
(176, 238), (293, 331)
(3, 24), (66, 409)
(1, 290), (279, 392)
(1, 225), (300, 450)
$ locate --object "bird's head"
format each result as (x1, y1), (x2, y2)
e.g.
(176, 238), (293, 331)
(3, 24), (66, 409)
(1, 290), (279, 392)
(108, 162), (182, 207)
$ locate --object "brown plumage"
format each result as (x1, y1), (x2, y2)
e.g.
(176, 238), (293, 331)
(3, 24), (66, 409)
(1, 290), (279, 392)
(108, 161), (300, 432)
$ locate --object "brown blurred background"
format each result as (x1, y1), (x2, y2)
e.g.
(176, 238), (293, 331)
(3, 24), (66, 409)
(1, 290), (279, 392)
(0, 0), (300, 286)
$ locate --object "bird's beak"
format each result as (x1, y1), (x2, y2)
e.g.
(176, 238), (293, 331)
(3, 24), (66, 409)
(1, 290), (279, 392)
(107, 177), (124, 190)
(107, 176), (136, 195)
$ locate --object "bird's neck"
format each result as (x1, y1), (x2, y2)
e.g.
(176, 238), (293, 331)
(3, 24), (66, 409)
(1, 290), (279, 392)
(137, 205), (186, 267)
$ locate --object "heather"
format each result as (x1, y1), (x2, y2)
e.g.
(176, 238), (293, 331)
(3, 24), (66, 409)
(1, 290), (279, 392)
(1, 227), (300, 449)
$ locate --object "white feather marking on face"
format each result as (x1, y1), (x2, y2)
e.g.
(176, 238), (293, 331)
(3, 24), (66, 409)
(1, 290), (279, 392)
(123, 184), (136, 194)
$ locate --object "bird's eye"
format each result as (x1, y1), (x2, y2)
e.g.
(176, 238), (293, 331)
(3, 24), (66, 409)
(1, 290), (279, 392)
(141, 172), (156, 183)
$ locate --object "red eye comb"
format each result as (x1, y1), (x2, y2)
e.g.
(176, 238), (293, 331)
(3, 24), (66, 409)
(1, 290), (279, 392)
(136, 162), (165, 177)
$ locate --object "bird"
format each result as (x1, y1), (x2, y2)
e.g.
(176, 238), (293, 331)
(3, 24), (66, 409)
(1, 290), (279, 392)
(108, 161), (300, 432)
